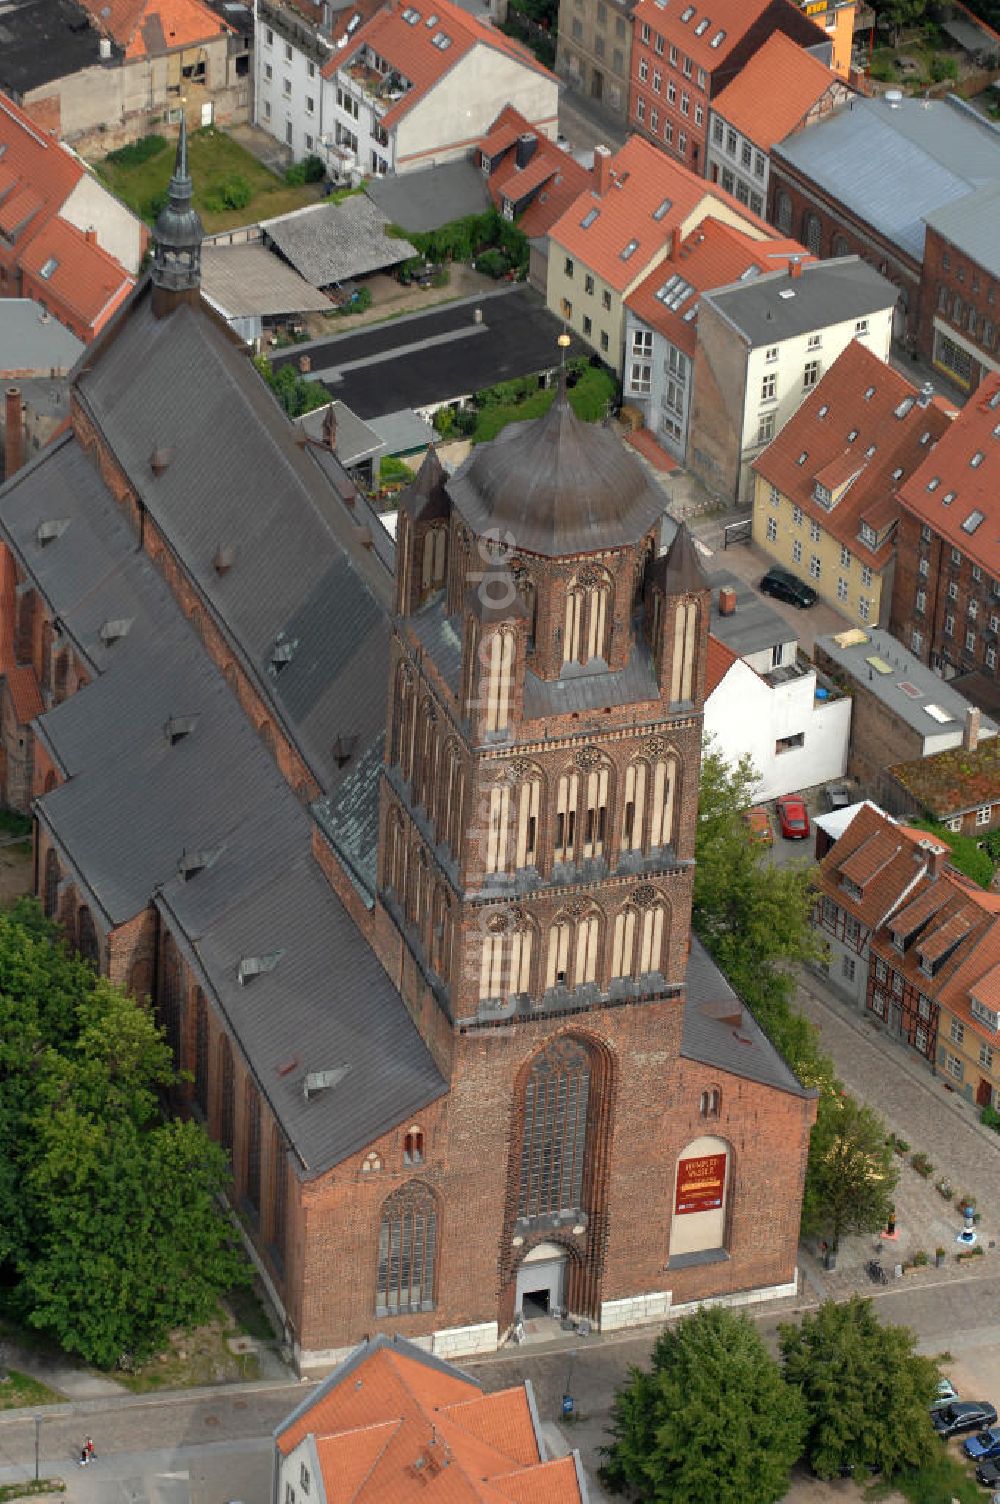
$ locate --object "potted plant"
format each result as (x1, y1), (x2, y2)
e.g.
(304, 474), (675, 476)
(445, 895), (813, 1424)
(935, 1247), (947, 1267)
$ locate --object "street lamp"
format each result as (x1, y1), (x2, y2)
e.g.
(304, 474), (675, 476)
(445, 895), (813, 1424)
(33, 1414), (42, 1483)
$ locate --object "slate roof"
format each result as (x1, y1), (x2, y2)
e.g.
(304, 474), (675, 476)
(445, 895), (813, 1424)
(703, 256), (897, 348)
(0, 0), (106, 96)
(261, 198), (417, 288)
(0, 299), (84, 374)
(365, 158), (491, 233)
(200, 243), (332, 318)
(295, 400), (385, 468)
(772, 92), (1000, 264)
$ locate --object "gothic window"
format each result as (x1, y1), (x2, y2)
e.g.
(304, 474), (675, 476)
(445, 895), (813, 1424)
(376, 1183), (437, 1314)
(421, 525), (447, 592)
(487, 780), (510, 874)
(582, 764), (609, 858)
(77, 904), (99, 968)
(245, 1080), (261, 1218)
(159, 936), (182, 1066)
(479, 910), (533, 1000)
(484, 631), (514, 733)
(218, 1035), (235, 1154)
(671, 600), (698, 703)
(803, 212), (821, 256)
(564, 569), (611, 665)
(700, 1087), (721, 1116)
(43, 848), (59, 919)
(410, 847), (429, 935)
(16, 589), (34, 663)
(194, 989), (209, 1115)
(362, 1151), (382, 1173)
(612, 891), (668, 979)
(439, 741), (464, 854)
(41, 622), (52, 690)
(271, 1127), (288, 1266)
(554, 771), (579, 862)
(518, 574), (537, 646)
(545, 906), (600, 990)
(775, 190), (792, 235)
(621, 759), (647, 851)
(54, 651), (68, 702)
(430, 884), (452, 979)
(621, 751), (678, 852)
(384, 807), (407, 898)
(392, 664), (416, 780)
(650, 752), (678, 847)
(414, 699), (438, 815)
(514, 768), (540, 868)
(518, 1039), (591, 1219)
(403, 1126), (425, 1164)
(832, 235), (850, 258)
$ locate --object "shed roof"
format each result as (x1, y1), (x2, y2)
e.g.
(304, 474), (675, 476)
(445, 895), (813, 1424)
(261, 197), (417, 288)
(200, 243), (332, 317)
(0, 0), (106, 95)
(889, 737), (1000, 819)
(365, 158), (490, 233)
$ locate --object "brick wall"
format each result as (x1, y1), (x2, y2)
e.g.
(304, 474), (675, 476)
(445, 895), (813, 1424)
(813, 642), (927, 790)
(917, 225), (1000, 393)
(890, 507), (1000, 682)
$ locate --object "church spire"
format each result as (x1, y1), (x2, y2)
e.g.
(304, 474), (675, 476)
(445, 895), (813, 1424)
(151, 117), (204, 318)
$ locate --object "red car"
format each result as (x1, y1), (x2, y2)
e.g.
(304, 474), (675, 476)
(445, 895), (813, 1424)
(776, 795), (810, 840)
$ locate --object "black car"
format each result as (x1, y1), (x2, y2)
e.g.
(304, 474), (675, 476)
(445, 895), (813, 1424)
(931, 1401), (998, 1438)
(976, 1458), (1000, 1487)
(759, 566), (818, 609)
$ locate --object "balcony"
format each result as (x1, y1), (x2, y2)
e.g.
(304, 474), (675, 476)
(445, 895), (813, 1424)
(341, 54), (411, 112)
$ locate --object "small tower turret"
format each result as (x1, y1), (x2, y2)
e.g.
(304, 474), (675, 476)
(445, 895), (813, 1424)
(151, 118), (203, 319)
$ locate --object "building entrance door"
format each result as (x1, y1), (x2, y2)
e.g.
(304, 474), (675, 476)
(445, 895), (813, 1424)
(888, 1001), (902, 1037)
(516, 1242), (568, 1319)
(977, 1076), (993, 1108)
(591, 69), (604, 101)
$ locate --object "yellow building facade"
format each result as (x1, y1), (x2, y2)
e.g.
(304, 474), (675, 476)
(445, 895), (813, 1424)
(799, 0), (857, 78)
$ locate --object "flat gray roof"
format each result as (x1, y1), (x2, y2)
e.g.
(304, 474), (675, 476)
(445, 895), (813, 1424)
(707, 568), (795, 658)
(924, 182), (1000, 280)
(0, 300), (84, 376)
(773, 93), (1000, 264)
(815, 626), (1000, 739)
(200, 244), (332, 317)
(365, 159), (491, 233)
(704, 256), (896, 347)
(261, 198), (417, 289)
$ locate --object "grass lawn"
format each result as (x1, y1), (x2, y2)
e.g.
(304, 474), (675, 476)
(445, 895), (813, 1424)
(0, 1369), (62, 1411)
(472, 365), (617, 443)
(880, 1448), (981, 1504)
(92, 128), (325, 232)
(0, 1483), (65, 1501)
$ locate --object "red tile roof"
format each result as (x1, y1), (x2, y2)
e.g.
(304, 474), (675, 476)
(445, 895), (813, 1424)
(20, 218), (134, 336)
(753, 341), (953, 567)
(324, 0), (553, 129)
(0, 92), (83, 258)
(6, 665), (43, 724)
(78, 0), (231, 57)
(625, 217), (811, 353)
(705, 632), (740, 695)
(710, 29), (845, 151)
(631, 0), (819, 70)
(275, 1340), (584, 1503)
(550, 135), (773, 295)
(814, 802), (931, 930)
(895, 372), (1000, 578)
(478, 108), (594, 240)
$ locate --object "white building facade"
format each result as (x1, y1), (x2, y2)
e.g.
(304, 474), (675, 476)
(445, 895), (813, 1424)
(254, 0), (329, 162)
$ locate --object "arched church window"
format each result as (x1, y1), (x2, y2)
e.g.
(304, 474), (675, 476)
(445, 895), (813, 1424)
(403, 1126), (425, 1165)
(612, 888), (668, 979)
(376, 1182), (438, 1314)
(803, 211), (822, 257)
(421, 525), (447, 591)
(194, 989), (209, 1115)
(362, 1151), (382, 1174)
(478, 909), (533, 1000)
(563, 568), (611, 665)
(271, 1126), (288, 1266)
(776, 190), (792, 235)
(514, 766), (541, 869)
(545, 906), (600, 990)
(218, 1035), (235, 1154)
(700, 1087), (721, 1117)
(487, 778), (510, 875)
(484, 630), (514, 733)
(518, 1038), (591, 1219)
(77, 904), (99, 969)
(244, 1079), (262, 1218)
(670, 600), (698, 704)
(43, 848), (60, 919)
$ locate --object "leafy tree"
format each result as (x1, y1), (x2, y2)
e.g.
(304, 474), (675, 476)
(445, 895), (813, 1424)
(253, 355), (329, 418)
(601, 1306), (806, 1503)
(800, 1093), (897, 1252)
(780, 1296), (938, 1480)
(873, 0), (929, 45)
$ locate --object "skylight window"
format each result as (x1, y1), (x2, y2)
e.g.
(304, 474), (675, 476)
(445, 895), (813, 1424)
(652, 197), (672, 221)
(401, 6), (420, 19)
(431, 31), (451, 46)
(942, 490), (956, 505)
(865, 444), (876, 458)
(962, 509), (986, 534)
(620, 238), (640, 260)
(894, 396), (914, 418)
(580, 207), (599, 228)
(971, 450), (985, 467)
(425, 11), (438, 22)
(710, 28), (726, 46)
(891, 467), (903, 480)
(847, 428), (858, 442)
(818, 404), (829, 418)
(863, 385), (875, 400)
(920, 430), (932, 445)
(680, 5), (695, 18)
(927, 477), (940, 491)
(654, 272), (695, 309)
(39, 257), (58, 280)
(694, 16), (709, 33)
(797, 451), (808, 466)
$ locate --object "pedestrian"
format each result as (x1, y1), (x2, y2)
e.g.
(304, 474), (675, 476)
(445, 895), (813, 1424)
(85, 1438), (96, 1462)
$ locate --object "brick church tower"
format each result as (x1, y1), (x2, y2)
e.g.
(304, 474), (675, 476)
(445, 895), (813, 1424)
(371, 385), (814, 1344)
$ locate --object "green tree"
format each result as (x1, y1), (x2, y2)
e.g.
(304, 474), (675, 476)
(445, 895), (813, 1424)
(780, 1296), (938, 1479)
(601, 1306), (806, 1503)
(873, 0), (929, 44)
(800, 1093), (897, 1252)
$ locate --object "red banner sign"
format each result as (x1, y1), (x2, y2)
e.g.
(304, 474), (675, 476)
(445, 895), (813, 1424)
(675, 1153), (727, 1215)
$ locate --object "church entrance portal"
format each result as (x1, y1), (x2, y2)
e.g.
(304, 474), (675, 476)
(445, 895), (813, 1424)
(516, 1241), (568, 1319)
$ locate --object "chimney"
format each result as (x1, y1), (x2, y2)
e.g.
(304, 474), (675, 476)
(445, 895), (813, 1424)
(718, 586), (737, 616)
(789, 257), (803, 279)
(922, 839), (948, 880)
(593, 143), (612, 197)
(515, 132), (537, 170)
(298, 353), (312, 374)
(84, 227), (97, 245)
(963, 704), (981, 753)
(670, 231), (682, 263)
(918, 381), (934, 407)
(4, 387), (24, 480)
(322, 403), (337, 450)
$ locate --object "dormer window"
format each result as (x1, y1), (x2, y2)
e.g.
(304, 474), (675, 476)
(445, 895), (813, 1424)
(814, 482), (831, 506)
(860, 523), (877, 548)
(972, 997), (1000, 1032)
(841, 877), (862, 901)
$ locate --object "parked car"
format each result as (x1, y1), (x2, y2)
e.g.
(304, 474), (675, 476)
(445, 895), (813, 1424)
(776, 795), (810, 840)
(742, 806), (773, 845)
(760, 566), (817, 609)
(976, 1458), (1000, 1487)
(963, 1424), (1000, 1461)
(932, 1401), (998, 1438)
(935, 1378), (959, 1403)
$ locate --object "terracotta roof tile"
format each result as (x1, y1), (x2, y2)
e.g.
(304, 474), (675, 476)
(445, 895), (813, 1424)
(626, 219), (812, 353)
(896, 372), (1000, 577)
(631, 0), (823, 71)
(890, 881), (950, 937)
(839, 827), (904, 888)
(0, 92), (82, 259)
(479, 111), (595, 242)
(705, 632), (739, 695)
(889, 735), (1000, 818)
(710, 30), (845, 151)
(917, 907), (974, 965)
(753, 341), (953, 566)
(6, 665), (43, 723)
(970, 960), (1000, 1011)
(552, 137), (774, 295)
(814, 802), (929, 930)
(20, 217), (134, 335)
(78, 0), (230, 55)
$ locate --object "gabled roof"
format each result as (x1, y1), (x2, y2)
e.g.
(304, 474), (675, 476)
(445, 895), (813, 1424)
(275, 1336), (585, 1503)
(631, 0), (820, 70)
(626, 217), (810, 355)
(478, 106), (594, 241)
(550, 135), (771, 295)
(814, 802), (938, 931)
(889, 736), (1000, 819)
(20, 217), (134, 334)
(895, 373), (1000, 577)
(710, 29), (846, 152)
(705, 633), (740, 695)
(78, 0), (231, 57)
(753, 341), (952, 567)
(322, 0), (553, 129)
(0, 92), (83, 255)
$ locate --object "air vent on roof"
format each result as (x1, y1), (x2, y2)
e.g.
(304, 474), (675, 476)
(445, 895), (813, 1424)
(927, 477), (940, 491)
(962, 509), (986, 534)
(818, 404), (828, 419)
(680, 4), (694, 17)
(891, 467), (903, 480)
(238, 950), (285, 986)
(865, 444), (876, 458)
(150, 445), (173, 476)
(36, 519), (69, 546)
(269, 636), (298, 675)
(213, 542), (237, 575)
(919, 430), (932, 445)
(778, 289), (795, 299)
(304, 1065), (351, 1100)
(99, 617), (132, 646)
(847, 428), (858, 442)
(178, 845), (223, 881)
(580, 207), (600, 228)
(797, 451), (808, 466)
(620, 238), (639, 260)
(942, 490), (955, 506)
(164, 715), (197, 745)
(332, 732), (358, 768)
